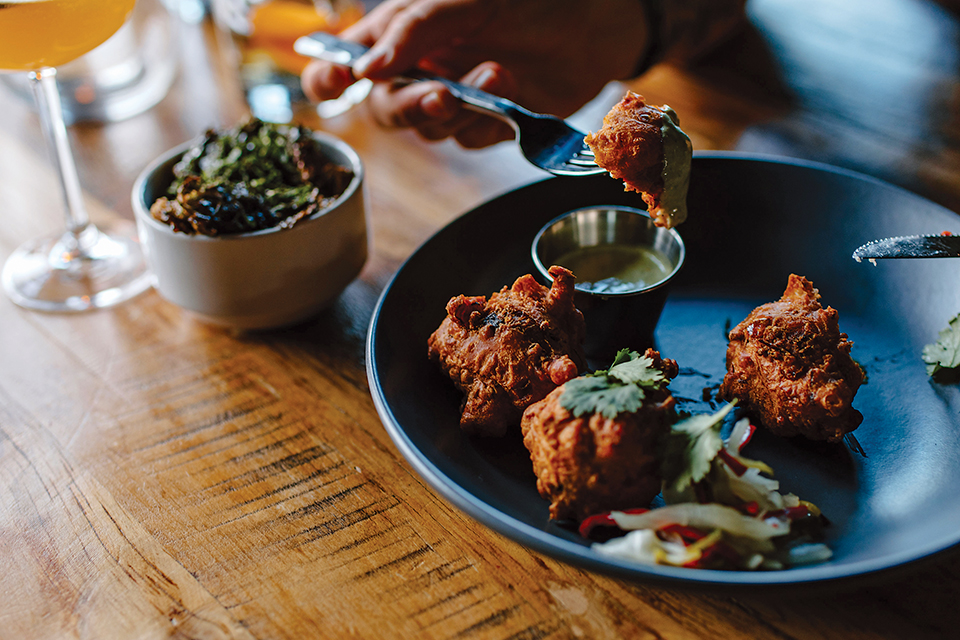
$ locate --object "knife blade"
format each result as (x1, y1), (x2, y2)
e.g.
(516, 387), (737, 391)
(852, 235), (960, 260)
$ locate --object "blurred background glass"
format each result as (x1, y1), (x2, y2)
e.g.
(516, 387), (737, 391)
(0, 0), (180, 125)
(210, 0), (372, 123)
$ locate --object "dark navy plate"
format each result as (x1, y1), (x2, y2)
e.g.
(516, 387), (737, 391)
(366, 152), (960, 590)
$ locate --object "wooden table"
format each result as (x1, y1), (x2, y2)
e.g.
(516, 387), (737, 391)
(2, 1), (960, 638)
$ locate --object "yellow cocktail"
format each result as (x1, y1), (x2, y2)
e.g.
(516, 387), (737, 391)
(0, 0), (136, 71)
(1, 0), (151, 312)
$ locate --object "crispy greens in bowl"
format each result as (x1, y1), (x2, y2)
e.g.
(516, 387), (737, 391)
(133, 120), (368, 330)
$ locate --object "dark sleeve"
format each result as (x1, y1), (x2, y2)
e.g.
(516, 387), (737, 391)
(633, 0), (749, 77)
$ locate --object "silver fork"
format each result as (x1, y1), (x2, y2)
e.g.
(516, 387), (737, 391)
(294, 32), (604, 177)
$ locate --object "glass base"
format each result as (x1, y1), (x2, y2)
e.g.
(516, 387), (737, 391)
(2, 219), (152, 312)
(244, 73), (372, 123)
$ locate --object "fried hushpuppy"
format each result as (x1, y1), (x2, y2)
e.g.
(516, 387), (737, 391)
(428, 266), (586, 437)
(521, 349), (679, 521)
(585, 91), (692, 228)
(719, 274), (864, 442)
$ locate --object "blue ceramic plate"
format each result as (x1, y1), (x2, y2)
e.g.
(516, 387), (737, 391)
(366, 152), (960, 590)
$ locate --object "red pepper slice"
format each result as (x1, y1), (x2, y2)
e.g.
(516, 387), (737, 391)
(578, 507), (649, 538)
(782, 505), (812, 520)
(734, 422), (757, 452)
(718, 449), (749, 476)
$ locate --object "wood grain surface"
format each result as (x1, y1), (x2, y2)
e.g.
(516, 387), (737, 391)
(2, 1), (960, 638)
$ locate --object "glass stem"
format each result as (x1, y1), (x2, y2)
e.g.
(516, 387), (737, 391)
(28, 67), (94, 254)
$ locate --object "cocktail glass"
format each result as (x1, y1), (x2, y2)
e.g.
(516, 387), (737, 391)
(212, 0), (372, 123)
(0, 0), (151, 311)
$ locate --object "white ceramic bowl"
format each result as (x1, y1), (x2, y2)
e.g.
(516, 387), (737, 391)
(132, 131), (368, 329)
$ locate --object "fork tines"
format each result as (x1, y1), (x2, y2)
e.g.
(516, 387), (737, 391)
(567, 146), (597, 167)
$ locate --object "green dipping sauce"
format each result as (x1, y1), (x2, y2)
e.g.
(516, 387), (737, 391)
(555, 244), (673, 294)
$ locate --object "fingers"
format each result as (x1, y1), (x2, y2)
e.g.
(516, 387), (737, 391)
(300, 0), (414, 102)
(353, 0), (496, 78)
(366, 61), (516, 149)
(367, 78), (458, 130)
(335, 0), (409, 48)
(444, 63), (517, 149)
(300, 0), (513, 148)
(453, 117), (515, 150)
(302, 0), (481, 104)
(301, 60), (355, 102)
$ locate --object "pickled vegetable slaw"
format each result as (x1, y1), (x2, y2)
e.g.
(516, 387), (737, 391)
(580, 410), (833, 570)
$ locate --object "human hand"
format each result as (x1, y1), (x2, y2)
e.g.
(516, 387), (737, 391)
(301, 0), (649, 148)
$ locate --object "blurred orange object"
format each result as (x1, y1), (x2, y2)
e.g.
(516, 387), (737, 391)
(249, 0), (363, 75)
(251, 0), (330, 43)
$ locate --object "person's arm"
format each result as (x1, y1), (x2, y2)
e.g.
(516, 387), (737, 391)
(302, 0), (746, 148)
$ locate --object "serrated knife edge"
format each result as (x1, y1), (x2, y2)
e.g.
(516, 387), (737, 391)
(852, 235), (960, 260)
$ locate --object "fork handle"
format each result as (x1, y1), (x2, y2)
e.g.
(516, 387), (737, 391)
(422, 76), (533, 124)
(294, 31), (534, 127)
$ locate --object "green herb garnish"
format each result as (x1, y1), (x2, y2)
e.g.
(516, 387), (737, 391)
(922, 314), (960, 378)
(559, 349), (669, 419)
(150, 118), (353, 235)
(661, 401), (736, 494)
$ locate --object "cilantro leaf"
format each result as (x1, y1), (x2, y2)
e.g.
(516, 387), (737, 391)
(605, 348), (637, 371)
(559, 349), (669, 419)
(922, 314), (960, 377)
(561, 377), (645, 419)
(608, 354), (666, 387)
(661, 402), (737, 494)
